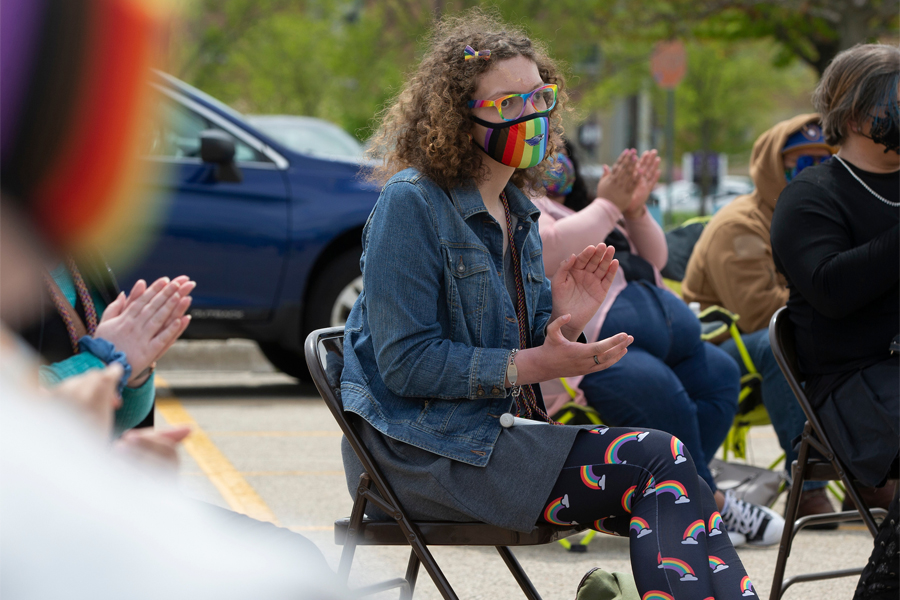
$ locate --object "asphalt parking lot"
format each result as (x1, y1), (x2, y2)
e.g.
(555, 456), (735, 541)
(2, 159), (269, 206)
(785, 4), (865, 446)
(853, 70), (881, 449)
(157, 341), (876, 599)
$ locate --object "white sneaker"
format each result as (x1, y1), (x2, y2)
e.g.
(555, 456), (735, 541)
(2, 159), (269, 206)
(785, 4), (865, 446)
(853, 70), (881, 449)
(720, 490), (784, 546)
(726, 530), (747, 547)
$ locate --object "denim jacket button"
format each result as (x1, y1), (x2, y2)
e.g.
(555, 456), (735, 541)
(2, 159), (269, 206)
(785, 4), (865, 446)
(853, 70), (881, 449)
(491, 386), (500, 396)
(476, 388), (485, 397)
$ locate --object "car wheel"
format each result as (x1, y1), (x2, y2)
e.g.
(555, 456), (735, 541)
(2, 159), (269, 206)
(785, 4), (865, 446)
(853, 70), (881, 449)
(258, 341), (312, 382)
(304, 247), (362, 333)
(260, 248), (362, 382)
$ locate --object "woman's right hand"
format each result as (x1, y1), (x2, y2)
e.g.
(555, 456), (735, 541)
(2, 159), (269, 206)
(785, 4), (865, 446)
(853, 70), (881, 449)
(511, 313), (633, 386)
(93, 276), (194, 385)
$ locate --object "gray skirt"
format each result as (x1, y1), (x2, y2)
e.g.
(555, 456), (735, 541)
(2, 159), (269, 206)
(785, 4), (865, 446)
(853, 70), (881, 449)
(341, 414), (586, 532)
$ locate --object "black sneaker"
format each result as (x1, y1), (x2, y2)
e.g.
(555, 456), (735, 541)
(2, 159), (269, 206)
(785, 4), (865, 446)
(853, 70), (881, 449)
(720, 490), (784, 546)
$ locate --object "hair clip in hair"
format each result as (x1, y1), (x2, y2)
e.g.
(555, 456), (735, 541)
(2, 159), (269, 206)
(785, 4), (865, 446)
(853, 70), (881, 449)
(464, 45), (491, 61)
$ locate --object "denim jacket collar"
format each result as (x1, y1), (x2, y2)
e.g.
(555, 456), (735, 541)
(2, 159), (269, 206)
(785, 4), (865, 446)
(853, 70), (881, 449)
(448, 178), (541, 224)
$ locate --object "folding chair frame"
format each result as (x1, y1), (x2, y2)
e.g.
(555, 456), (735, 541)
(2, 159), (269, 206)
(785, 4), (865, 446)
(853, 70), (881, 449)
(305, 327), (585, 600)
(767, 307), (887, 600)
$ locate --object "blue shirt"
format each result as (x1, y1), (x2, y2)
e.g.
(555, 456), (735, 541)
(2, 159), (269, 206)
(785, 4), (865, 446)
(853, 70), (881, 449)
(340, 169), (552, 467)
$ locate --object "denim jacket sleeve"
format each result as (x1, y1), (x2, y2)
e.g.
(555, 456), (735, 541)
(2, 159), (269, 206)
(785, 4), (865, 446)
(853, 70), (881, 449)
(364, 181), (511, 400)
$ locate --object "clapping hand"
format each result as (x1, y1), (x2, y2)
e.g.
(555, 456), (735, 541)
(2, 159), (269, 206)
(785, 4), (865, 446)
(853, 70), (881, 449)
(595, 149), (639, 212)
(624, 150), (661, 219)
(93, 276), (194, 387)
(549, 243), (619, 341)
(50, 363), (123, 432)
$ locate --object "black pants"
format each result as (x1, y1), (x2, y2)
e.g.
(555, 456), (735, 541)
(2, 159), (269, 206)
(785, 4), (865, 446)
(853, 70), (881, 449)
(814, 358), (900, 487)
(539, 427), (751, 599)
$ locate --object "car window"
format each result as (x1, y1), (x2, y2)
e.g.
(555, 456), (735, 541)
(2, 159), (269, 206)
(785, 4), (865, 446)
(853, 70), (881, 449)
(146, 97), (269, 163)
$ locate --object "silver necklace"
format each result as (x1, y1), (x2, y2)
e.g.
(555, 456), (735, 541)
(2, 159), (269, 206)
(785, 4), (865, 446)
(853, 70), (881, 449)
(833, 155), (900, 208)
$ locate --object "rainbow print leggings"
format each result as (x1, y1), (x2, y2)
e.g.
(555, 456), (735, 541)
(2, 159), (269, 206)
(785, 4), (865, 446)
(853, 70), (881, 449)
(539, 427), (755, 599)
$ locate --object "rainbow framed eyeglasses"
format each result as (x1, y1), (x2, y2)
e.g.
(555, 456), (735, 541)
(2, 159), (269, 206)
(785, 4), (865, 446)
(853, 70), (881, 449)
(468, 83), (558, 121)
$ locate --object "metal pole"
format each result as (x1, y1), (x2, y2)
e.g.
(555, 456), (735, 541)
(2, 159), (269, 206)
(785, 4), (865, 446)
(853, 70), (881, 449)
(665, 88), (675, 228)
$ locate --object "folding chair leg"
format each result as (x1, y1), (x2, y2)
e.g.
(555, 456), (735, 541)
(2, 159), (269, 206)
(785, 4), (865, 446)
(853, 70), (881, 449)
(400, 524), (459, 600)
(338, 475), (374, 583)
(400, 549), (420, 600)
(841, 478), (881, 536)
(769, 445), (809, 600)
(496, 546), (542, 600)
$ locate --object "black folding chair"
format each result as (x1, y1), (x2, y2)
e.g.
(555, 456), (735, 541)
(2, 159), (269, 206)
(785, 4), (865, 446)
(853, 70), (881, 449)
(767, 307), (888, 600)
(304, 327), (586, 600)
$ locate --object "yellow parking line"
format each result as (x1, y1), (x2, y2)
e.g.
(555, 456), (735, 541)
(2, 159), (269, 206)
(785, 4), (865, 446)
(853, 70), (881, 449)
(156, 397), (280, 525)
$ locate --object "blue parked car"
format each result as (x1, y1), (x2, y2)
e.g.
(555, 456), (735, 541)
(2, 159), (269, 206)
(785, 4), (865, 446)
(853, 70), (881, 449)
(123, 71), (379, 379)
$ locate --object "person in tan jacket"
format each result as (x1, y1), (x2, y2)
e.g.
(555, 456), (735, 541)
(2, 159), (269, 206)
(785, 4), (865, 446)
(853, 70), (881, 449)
(683, 114), (837, 522)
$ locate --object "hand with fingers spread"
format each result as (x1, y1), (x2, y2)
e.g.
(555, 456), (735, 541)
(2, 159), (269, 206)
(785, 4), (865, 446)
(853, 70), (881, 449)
(624, 149), (662, 219)
(549, 243), (619, 340)
(595, 148), (639, 212)
(93, 276), (194, 386)
(509, 315), (633, 386)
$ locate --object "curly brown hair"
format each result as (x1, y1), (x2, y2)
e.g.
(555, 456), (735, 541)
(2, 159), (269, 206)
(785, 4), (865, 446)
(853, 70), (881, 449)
(367, 7), (567, 192)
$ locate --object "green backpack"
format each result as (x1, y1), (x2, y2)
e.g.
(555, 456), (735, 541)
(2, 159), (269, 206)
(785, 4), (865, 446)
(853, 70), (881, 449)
(575, 568), (640, 600)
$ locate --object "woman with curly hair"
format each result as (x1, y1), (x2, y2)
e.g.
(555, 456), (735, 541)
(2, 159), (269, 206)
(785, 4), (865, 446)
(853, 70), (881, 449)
(340, 9), (750, 598)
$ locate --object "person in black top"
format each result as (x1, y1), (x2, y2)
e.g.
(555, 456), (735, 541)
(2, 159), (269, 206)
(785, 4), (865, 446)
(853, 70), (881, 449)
(771, 43), (899, 599)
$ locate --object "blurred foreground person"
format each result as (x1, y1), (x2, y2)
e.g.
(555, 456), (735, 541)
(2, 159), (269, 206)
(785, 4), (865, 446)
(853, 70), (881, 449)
(0, 0), (342, 597)
(683, 115), (839, 524)
(770, 44), (899, 600)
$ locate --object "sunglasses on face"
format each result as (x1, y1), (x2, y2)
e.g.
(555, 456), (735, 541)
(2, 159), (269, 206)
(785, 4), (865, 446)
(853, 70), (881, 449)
(468, 84), (558, 121)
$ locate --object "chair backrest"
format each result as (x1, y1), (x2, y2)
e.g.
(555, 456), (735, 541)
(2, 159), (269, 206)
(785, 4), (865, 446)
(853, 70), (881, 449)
(304, 327), (404, 516)
(768, 307), (833, 451)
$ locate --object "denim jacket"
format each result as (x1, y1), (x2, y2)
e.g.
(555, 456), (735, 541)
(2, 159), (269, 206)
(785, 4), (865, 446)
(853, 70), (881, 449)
(341, 168), (553, 467)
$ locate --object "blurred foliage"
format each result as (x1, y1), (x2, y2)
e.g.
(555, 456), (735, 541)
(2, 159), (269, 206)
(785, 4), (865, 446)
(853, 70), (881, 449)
(167, 0), (894, 158)
(575, 39), (818, 158)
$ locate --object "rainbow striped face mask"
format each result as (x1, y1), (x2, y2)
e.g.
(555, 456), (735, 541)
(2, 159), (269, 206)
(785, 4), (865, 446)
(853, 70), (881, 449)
(471, 112), (549, 169)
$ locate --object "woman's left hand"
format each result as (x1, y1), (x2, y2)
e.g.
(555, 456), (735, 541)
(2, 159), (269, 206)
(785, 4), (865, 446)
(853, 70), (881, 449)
(550, 244), (618, 340)
(624, 150), (661, 219)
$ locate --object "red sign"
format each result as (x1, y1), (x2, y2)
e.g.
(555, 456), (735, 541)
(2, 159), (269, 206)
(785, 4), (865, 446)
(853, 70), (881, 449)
(651, 41), (687, 89)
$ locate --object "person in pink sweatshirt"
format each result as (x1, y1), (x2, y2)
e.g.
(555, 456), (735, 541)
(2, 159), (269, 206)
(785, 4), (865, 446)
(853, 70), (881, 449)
(533, 145), (782, 547)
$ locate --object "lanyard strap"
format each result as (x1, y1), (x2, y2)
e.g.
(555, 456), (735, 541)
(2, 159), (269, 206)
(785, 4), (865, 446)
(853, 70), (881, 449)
(43, 256), (99, 353)
(499, 191), (553, 423)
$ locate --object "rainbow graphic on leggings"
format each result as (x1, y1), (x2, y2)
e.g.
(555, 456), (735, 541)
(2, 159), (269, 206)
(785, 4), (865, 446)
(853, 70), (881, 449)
(621, 485), (636, 513)
(657, 555), (698, 581)
(481, 115), (549, 169)
(629, 516), (652, 538)
(671, 437), (687, 464)
(740, 576), (756, 596)
(592, 517), (620, 536)
(587, 425), (609, 435)
(580, 465), (606, 489)
(708, 511), (724, 536)
(604, 431), (649, 464)
(641, 593), (674, 600)
(682, 519), (706, 544)
(709, 556), (729, 573)
(655, 480), (690, 504)
(543, 494), (573, 525)
(642, 475), (656, 496)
